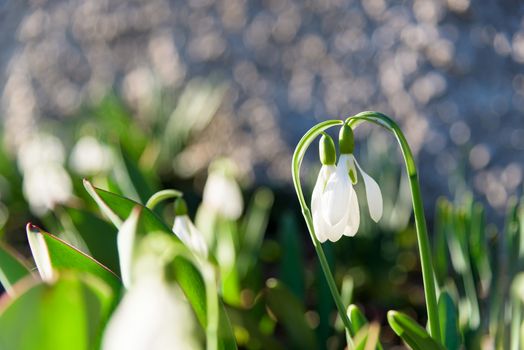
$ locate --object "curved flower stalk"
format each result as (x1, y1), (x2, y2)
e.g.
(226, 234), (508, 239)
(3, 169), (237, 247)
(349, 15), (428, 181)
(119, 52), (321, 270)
(292, 112), (441, 344)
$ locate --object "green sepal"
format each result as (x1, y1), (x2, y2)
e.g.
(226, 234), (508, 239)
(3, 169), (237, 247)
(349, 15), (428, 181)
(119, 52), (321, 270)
(339, 123), (354, 154)
(319, 133), (336, 165)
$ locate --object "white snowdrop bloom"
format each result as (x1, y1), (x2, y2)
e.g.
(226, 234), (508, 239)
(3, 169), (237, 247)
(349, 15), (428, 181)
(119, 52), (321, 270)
(103, 235), (200, 350)
(311, 125), (383, 242)
(102, 269), (199, 350)
(22, 162), (73, 215)
(172, 198), (208, 257)
(70, 136), (114, 175)
(202, 169), (243, 220)
(17, 133), (65, 173)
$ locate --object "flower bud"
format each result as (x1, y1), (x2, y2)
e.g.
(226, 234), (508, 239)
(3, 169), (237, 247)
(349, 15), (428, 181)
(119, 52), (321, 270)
(339, 123), (354, 154)
(319, 133), (336, 165)
(174, 198), (188, 216)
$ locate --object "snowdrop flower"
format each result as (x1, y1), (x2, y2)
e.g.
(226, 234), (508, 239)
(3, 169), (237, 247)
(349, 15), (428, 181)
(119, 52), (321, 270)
(312, 124), (383, 242)
(70, 136), (114, 175)
(173, 198), (209, 257)
(202, 160), (243, 220)
(17, 133), (72, 215)
(103, 235), (200, 350)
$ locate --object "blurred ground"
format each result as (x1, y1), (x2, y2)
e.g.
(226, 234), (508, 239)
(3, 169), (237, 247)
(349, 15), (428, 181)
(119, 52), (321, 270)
(1, 0), (523, 213)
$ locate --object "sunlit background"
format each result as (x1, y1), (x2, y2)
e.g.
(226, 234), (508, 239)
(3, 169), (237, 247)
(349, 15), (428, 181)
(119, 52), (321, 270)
(0, 0), (523, 349)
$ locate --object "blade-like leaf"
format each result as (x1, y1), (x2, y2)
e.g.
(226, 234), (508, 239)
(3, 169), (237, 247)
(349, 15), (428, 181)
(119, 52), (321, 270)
(0, 243), (32, 295)
(438, 291), (461, 350)
(63, 207), (120, 274)
(265, 278), (317, 350)
(348, 305), (383, 350)
(0, 272), (113, 350)
(387, 310), (445, 350)
(26, 224), (121, 293)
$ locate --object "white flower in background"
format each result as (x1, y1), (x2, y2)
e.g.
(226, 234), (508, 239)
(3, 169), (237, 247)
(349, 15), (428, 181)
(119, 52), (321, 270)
(312, 125), (383, 242)
(202, 160), (243, 220)
(23, 163), (73, 215)
(103, 234), (200, 350)
(173, 198), (208, 257)
(17, 133), (72, 214)
(17, 133), (65, 173)
(70, 136), (113, 175)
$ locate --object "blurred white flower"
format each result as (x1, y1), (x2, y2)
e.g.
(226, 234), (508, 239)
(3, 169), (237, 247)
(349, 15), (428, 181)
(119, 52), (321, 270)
(103, 234), (200, 350)
(102, 277), (199, 350)
(202, 171), (243, 220)
(17, 132), (73, 215)
(173, 215), (209, 258)
(17, 133), (65, 173)
(22, 161), (72, 215)
(70, 136), (114, 175)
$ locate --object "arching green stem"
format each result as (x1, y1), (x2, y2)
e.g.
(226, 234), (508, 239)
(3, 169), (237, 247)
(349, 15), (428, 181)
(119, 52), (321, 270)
(345, 111), (441, 342)
(146, 189), (183, 210)
(291, 119), (356, 345)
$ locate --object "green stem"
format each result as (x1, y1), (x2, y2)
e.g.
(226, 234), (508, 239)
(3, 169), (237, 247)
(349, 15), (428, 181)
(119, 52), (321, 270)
(345, 111), (441, 342)
(291, 119), (356, 345)
(145, 189), (183, 210)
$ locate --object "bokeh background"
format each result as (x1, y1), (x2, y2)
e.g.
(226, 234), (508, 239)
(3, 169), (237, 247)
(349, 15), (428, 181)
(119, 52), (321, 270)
(0, 0), (523, 349)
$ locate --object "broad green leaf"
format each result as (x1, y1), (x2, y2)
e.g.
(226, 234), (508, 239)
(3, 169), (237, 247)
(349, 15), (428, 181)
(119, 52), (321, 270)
(438, 291), (461, 350)
(26, 224), (121, 293)
(0, 272), (113, 350)
(387, 310), (445, 350)
(265, 279), (317, 350)
(63, 207), (120, 275)
(0, 243), (32, 295)
(83, 179), (170, 234)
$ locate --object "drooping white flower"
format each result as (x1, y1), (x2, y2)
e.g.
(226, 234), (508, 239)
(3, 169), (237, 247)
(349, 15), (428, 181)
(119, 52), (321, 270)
(311, 125), (383, 242)
(202, 163), (243, 220)
(173, 198), (209, 257)
(70, 136), (114, 175)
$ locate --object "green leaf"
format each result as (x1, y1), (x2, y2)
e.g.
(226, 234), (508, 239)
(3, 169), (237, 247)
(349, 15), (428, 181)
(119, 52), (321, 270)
(0, 271), (113, 350)
(352, 323), (381, 350)
(0, 243), (32, 295)
(26, 224), (121, 293)
(438, 291), (461, 350)
(83, 179), (171, 234)
(265, 278), (317, 350)
(113, 145), (155, 204)
(387, 310), (445, 350)
(347, 305), (383, 350)
(278, 212), (305, 300)
(62, 207), (120, 275)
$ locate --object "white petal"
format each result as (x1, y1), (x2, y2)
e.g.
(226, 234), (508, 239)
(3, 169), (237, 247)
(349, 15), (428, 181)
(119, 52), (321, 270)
(343, 186), (360, 237)
(354, 157), (383, 222)
(118, 209), (140, 289)
(322, 163), (351, 226)
(173, 216), (208, 257)
(311, 165), (335, 243)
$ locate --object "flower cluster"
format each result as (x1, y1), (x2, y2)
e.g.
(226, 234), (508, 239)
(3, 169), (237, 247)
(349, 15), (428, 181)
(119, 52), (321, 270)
(311, 124), (383, 242)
